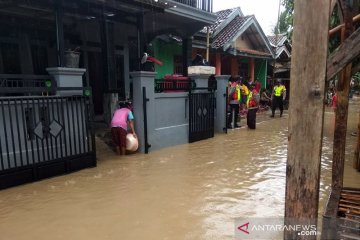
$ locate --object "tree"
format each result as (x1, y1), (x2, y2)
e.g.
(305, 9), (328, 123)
(272, 0), (294, 40)
(273, 11), (289, 34)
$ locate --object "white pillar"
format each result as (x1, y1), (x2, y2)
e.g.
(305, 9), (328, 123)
(130, 71), (156, 153)
(46, 67), (86, 96)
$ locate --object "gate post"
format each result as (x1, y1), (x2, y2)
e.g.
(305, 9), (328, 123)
(130, 71), (156, 153)
(189, 74), (209, 90)
(215, 75), (230, 133)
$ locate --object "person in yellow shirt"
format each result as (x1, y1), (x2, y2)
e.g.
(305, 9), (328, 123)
(240, 80), (249, 112)
(271, 80), (286, 117)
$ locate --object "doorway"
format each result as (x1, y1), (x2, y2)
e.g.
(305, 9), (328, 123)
(87, 51), (104, 116)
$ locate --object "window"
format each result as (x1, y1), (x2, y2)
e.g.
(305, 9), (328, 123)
(107, 54), (125, 97)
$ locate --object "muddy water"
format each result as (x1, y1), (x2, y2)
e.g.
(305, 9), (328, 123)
(0, 99), (359, 240)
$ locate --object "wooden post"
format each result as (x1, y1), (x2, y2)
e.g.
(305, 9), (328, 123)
(215, 53), (221, 75)
(327, 27), (360, 81)
(328, 13), (360, 36)
(354, 113), (360, 170)
(284, 0), (330, 239)
(249, 58), (255, 83)
(206, 27), (210, 62)
(332, 0), (354, 190)
(230, 57), (238, 77)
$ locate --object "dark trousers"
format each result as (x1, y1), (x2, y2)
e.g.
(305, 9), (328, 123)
(272, 96), (284, 116)
(228, 104), (239, 127)
(247, 108), (257, 129)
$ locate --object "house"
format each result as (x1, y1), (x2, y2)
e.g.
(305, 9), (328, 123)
(0, 0), (216, 189)
(267, 33), (292, 97)
(192, 7), (274, 90)
(0, 0), (216, 120)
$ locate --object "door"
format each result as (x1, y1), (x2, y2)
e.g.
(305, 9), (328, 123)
(87, 51), (104, 116)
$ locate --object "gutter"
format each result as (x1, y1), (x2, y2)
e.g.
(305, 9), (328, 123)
(165, 1), (216, 24)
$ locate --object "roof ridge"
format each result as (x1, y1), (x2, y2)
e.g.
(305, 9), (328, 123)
(215, 7), (241, 14)
(211, 15), (252, 49)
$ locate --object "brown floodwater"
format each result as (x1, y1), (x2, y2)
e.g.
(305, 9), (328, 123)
(0, 98), (359, 240)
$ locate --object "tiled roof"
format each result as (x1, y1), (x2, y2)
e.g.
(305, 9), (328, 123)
(267, 34), (287, 47)
(267, 34), (291, 59)
(200, 7), (240, 34)
(211, 15), (251, 49)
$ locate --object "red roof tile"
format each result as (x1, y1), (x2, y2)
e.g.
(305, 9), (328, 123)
(211, 15), (251, 49)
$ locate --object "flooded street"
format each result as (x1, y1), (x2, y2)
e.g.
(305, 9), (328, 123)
(0, 99), (359, 240)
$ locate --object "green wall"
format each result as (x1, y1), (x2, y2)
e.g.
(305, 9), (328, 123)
(153, 39), (182, 79)
(255, 59), (267, 90)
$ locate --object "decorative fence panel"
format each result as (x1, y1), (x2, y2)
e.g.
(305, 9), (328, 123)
(0, 95), (96, 189)
(188, 90), (215, 143)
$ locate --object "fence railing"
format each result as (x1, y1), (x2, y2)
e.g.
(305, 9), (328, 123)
(0, 95), (95, 173)
(172, 0), (213, 12)
(155, 78), (196, 93)
(0, 74), (55, 96)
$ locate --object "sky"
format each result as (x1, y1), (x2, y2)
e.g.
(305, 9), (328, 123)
(213, 0), (282, 35)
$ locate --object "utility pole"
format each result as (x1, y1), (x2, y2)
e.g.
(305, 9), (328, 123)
(284, 0), (330, 239)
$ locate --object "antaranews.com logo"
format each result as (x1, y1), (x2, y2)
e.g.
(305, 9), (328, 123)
(235, 218), (318, 239)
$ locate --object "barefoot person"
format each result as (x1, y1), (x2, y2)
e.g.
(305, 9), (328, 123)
(111, 101), (137, 155)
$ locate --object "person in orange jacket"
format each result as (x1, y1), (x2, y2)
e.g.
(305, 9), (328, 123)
(227, 77), (241, 128)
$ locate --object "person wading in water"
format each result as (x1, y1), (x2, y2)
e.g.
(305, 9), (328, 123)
(110, 101), (137, 155)
(271, 79), (286, 118)
(227, 77), (241, 129)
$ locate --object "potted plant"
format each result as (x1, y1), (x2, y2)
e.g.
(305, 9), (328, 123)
(64, 46), (80, 68)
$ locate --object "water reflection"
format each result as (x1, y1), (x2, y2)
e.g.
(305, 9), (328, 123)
(0, 99), (359, 240)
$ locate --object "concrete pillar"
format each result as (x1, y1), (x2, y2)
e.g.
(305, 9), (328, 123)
(130, 71), (156, 153)
(189, 74), (210, 90)
(46, 67), (86, 96)
(215, 53), (221, 75)
(100, 18), (115, 90)
(182, 38), (193, 76)
(215, 75), (230, 133)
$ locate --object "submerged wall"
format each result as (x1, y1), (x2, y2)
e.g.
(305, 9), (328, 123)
(131, 72), (228, 153)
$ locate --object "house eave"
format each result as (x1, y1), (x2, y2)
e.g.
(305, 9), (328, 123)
(228, 49), (272, 60)
(165, 2), (217, 24)
(222, 17), (253, 50)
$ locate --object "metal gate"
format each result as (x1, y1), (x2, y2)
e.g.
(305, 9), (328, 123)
(189, 90), (215, 143)
(0, 95), (96, 190)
